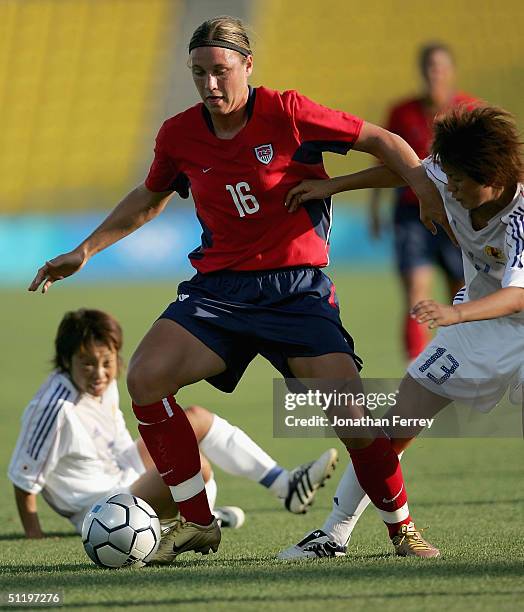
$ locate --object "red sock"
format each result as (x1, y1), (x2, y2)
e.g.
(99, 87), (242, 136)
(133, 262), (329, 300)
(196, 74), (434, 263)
(349, 438), (412, 537)
(132, 396), (213, 526)
(405, 313), (429, 360)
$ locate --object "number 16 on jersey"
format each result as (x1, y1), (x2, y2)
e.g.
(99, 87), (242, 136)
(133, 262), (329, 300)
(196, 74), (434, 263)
(226, 182), (260, 217)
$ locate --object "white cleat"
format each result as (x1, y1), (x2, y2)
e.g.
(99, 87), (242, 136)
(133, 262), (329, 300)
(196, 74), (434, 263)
(278, 529), (347, 560)
(284, 448), (338, 514)
(213, 506), (245, 529)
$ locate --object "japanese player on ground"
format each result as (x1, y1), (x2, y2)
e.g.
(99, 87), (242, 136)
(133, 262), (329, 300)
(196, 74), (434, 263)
(9, 309), (336, 541)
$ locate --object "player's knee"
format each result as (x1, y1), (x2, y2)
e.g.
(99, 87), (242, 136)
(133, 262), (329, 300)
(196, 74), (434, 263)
(126, 366), (149, 405)
(126, 360), (181, 405)
(391, 438), (412, 455)
(185, 405), (214, 440)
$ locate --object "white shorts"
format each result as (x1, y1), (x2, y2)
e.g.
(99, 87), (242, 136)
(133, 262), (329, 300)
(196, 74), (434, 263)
(408, 316), (524, 412)
(69, 472), (142, 533)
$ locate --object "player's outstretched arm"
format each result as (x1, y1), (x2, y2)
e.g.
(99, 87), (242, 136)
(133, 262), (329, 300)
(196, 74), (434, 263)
(353, 122), (456, 244)
(285, 166), (405, 212)
(14, 486), (44, 539)
(412, 287), (524, 328)
(29, 183), (174, 293)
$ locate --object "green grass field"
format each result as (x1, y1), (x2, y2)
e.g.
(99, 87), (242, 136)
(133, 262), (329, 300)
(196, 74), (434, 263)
(1, 271), (523, 611)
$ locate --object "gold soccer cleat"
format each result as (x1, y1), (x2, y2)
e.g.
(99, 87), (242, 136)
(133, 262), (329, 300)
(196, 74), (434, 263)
(149, 516), (221, 565)
(392, 522), (440, 558)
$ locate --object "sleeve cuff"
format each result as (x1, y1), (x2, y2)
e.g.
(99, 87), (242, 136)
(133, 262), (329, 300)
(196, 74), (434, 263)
(8, 471), (42, 495)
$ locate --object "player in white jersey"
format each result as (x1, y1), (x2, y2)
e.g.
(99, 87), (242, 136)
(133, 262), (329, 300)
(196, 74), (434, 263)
(279, 104), (524, 558)
(9, 309), (338, 539)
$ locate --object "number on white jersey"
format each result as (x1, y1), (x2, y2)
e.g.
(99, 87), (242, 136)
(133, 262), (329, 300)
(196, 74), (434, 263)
(226, 182), (260, 217)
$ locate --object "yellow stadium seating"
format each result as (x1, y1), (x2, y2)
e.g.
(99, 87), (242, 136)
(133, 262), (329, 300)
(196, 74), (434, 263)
(252, 0), (524, 178)
(0, 0), (179, 212)
(2, 1), (522, 211)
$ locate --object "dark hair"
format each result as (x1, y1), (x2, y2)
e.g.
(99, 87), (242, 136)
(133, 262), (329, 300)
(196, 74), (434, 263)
(189, 16), (251, 58)
(54, 309), (123, 373)
(419, 42), (454, 76)
(431, 104), (524, 187)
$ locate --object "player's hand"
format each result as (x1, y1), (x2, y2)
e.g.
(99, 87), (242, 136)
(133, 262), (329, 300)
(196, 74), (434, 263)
(411, 300), (462, 329)
(416, 181), (458, 246)
(285, 179), (336, 213)
(28, 249), (87, 294)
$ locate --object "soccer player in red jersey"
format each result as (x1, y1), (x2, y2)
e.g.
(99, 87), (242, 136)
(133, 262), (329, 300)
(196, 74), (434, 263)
(369, 43), (474, 359)
(29, 16), (445, 560)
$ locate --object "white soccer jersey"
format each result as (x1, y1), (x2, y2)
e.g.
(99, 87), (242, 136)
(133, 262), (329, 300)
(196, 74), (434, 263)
(8, 372), (145, 522)
(407, 160), (524, 411)
(423, 157), (524, 315)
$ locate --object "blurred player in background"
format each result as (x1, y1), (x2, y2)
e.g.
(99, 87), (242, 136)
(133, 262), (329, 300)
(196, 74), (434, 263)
(281, 104), (524, 558)
(29, 16), (447, 561)
(9, 308), (337, 539)
(369, 43), (474, 360)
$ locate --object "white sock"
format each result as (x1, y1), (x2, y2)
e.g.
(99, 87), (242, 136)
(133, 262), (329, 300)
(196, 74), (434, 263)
(199, 414), (283, 484)
(321, 461), (370, 546)
(266, 469), (290, 499)
(322, 451), (404, 546)
(204, 474), (217, 511)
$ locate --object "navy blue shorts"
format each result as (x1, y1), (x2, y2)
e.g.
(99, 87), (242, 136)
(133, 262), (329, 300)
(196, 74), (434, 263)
(394, 204), (464, 280)
(159, 267), (362, 393)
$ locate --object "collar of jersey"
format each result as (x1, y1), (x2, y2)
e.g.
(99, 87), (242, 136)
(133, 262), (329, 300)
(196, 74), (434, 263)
(201, 85), (256, 136)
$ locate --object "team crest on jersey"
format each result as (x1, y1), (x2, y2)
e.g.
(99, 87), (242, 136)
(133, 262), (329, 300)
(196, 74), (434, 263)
(254, 144), (273, 165)
(484, 245), (505, 262)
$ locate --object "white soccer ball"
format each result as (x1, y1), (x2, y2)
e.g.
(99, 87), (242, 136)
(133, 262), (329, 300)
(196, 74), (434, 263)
(81, 493), (161, 569)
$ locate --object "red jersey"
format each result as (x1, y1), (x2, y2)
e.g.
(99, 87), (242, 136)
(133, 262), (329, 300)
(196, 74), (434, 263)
(386, 93), (474, 206)
(145, 86), (363, 273)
